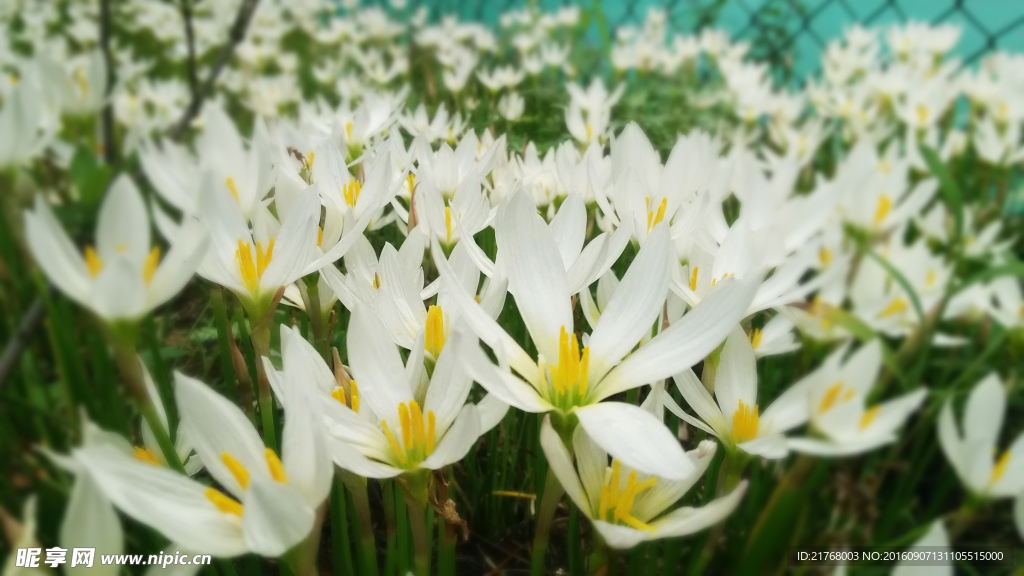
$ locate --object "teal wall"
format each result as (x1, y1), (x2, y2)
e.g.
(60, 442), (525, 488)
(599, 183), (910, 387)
(403, 0), (1024, 78)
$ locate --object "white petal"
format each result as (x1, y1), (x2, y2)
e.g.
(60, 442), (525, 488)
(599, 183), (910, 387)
(712, 327), (758, 431)
(539, 415), (591, 517)
(649, 480), (748, 538)
(737, 433), (789, 459)
(575, 402), (694, 480)
(965, 373), (1004, 449)
(241, 478), (315, 557)
(596, 275), (759, 401)
(347, 303), (415, 426)
(61, 473), (123, 574)
(422, 404), (481, 469)
(97, 175), (150, 262)
(671, 369), (728, 437)
(548, 191), (586, 269)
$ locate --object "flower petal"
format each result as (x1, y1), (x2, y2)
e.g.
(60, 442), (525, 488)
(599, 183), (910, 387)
(575, 402), (694, 480)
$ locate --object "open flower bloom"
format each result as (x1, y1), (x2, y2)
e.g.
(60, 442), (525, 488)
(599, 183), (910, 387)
(667, 327), (810, 459)
(540, 417), (747, 549)
(197, 176), (321, 316)
(0, 71), (53, 167)
(435, 193), (758, 479)
(788, 340), (927, 456)
(835, 141), (936, 234)
(938, 373), (1024, 499)
(43, 372), (325, 557)
(314, 307), (494, 478)
(24, 175), (208, 321)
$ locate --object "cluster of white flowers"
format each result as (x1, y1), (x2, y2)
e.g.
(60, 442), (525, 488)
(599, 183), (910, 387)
(3, 1), (1022, 573)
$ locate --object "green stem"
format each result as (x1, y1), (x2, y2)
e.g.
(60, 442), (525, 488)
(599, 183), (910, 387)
(343, 474), (379, 576)
(587, 532), (610, 576)
(302, 274), (331, 362)
(568, 501), (582, 576)
(692, 450), (750, 573)
(531, 468), (565, 576)
(249, 321), (277, 452)
(403, 486), (430, 576)
(330, 477), (356, 576)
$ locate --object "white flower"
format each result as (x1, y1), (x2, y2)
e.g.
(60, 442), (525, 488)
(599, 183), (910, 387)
(938, 373), (1024, 499)
(436, 193), (759, 479)
(788, 341), (927, 456)
(24, 175), (208, 321)
(541, 421), (746, 549)
(497, 92), (524, 121)
(667, 327), (810, 459)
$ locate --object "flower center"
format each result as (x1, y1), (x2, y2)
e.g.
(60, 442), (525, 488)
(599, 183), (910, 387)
(597, 461), (658, 531)
(818, 247), (833, 267)
(817, 381), (855, 414)
(873, 193), (892, 226)
(133, 446), (160, 465)
(547, 326), (590, 407)
(749, 328), (763, 349)
(236, 238), (275, 292)
(645, 197), (668, 235)
(344, 178), (362, 207)
(858, 405), (880, 430)
(425, 305), (447, 357)
(381, 401), (436, 468)
(84, 246), (103, 277)
(731, 399), (760, 443)
(331, 380), (361, 412)
(878, 296), (908, 318)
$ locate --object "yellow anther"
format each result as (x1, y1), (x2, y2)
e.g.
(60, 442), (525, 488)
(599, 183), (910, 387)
(350, 380), (360, 412)
(74, 68), (88, 97)
(990, 451), (1011, 487)
(332, 387), (348, 407)
(236, 238), (275, 292)
(445, 206), (453, 243)
(859, 406), (880, 430)
(373, 273), (381, 290)
(116, 243), (127, 254)
(9, 74), (18, 85)
(84, 246), (103, 277)
(878, 160), (891, 175)
(585, 124), (593, 141)
(343, 178), (361, 207)
(925, 268), (936, 287)
(399, 403), (413, 450)
(597, 462), (657, 531)
(731, 400), (760, 443)
(425, 305), (446, 357)
(548, 326), (590, 402)
(133, 446), (160, 466)
(143, 246), (161, 285)
(873, 194), (892, 226)
(226, 177), (240, 202)
(265, 449), (287, 483)
(205, 488), (243, 517)
(382, 420), (406, 465)
(842, 388), (856, 402)
(578, 347), (590, 400)
(410, 401), (426, 447)
(879, 297), (908, 318)
(689, 266), (699, 291)
(916, 104), (929, 126)
(307, 151), (315, 168)
(711, 277), (717, 288)
(818, 382), (844, 414)
(317, 226), (323, 247)
(345, 122), (353, 142)
(749, 328), (763, 349)
(221, 452), (251, 490)
(819, 247), (833, 267)
(407, 172), (415, 193)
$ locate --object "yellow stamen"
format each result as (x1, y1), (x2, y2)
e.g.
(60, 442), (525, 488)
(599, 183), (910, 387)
(343, 178), (361, 207)
(226, 177), (240, 202)
(916, 104), (929, 126)
(307, 151), (315, 168)
(235, 238), (275, 292)
(205, 488), (243, 517)
(399, 403), (413, 450)
(221, 452), (251, 490)
(732, 400), (760, 443)
(873, 194), (892, 226)
(410, 401), (426, 450)
(925, 268), (936, 287)
(373, 272), (381, 290)
(548, 326), (589, 402)
(989, 451), (1011, 487)
(425, 305), (446, 357)
(818, 382), (844, 414)
(345, 122), (353, 142)
(689, 266), (699, 291)
(143, 246), (161, 285)
(645, 197), (668, 234)
(116, 243), (127, 254)
(133, 446), (160, 466)
(597, 462), (657, 531)
(350, 380), (360, 412)
(750, 328), (763, 349)
(407, 172), (415, 193)
(332, 387), (348, 407)
(265, 449), (287, 483)
(382, 420), (406, 465)
(879, 297), (908, 318)
(74, 69), (88, 97)
(878, 160), (891, 175)
(818, 247), (833, 267)
(85, 246), (103, 277)
(585, 124), (593, 141)
(317, 226), (323, 247)
(859, 406), (880, 430)
(578, 347), (590, 399)
(445, 206), (453, 243)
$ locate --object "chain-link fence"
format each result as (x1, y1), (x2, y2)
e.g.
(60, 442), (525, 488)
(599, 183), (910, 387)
(391, 0), (1024, 80)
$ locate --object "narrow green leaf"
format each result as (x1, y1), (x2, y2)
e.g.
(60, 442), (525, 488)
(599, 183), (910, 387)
(918, 144), (963, 241)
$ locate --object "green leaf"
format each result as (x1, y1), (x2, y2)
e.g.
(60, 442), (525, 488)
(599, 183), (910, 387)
(69, 145), (112, 207)
(956, 258), (1024, 292)
(918, 144), (963, 241)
